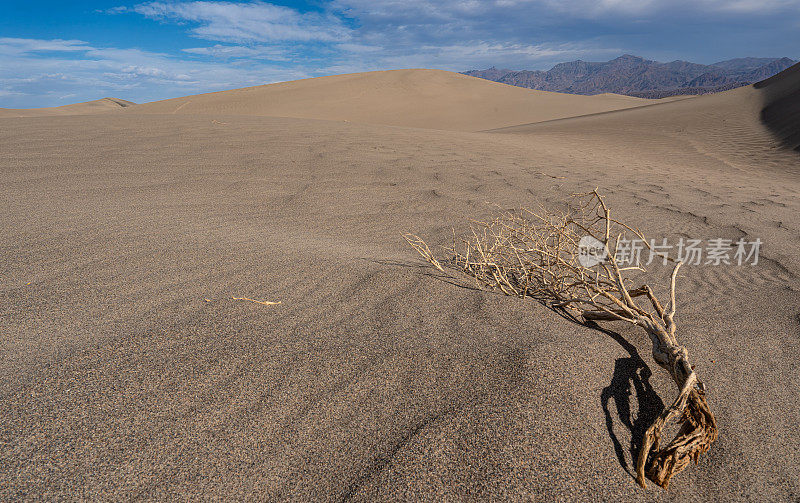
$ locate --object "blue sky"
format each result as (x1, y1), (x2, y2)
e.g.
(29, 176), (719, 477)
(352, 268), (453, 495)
(2, 0), (799, 107)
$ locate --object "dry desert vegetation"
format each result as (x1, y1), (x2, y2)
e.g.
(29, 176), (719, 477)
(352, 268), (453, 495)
(1, 65), (799, 500)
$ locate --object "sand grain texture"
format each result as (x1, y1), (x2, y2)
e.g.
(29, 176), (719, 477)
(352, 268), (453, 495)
(1, 66), (799, 501)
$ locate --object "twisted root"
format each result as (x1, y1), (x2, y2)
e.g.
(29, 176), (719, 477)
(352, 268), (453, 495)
(636, 373), (717, 488)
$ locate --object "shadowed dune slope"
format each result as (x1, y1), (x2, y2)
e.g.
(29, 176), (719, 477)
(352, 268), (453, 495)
(126, 69), (654, 131)
(755, 62), (800, 150)
(0, 97), (135, 118)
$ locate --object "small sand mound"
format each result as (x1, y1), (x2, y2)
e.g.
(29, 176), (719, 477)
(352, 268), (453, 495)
(0, 97), (135, 118)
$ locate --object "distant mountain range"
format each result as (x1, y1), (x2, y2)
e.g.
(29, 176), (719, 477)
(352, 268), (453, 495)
(462, 55), (798, 98)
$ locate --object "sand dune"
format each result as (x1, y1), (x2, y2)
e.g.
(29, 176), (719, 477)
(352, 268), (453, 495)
(0, 97), (135, 118)
(1, 66), (799, 501)
(127, 69), (655, 131)
(492, 63), (800, 176)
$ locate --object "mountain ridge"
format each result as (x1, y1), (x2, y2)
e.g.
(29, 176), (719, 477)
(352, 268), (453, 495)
(463, 55), (798, 98)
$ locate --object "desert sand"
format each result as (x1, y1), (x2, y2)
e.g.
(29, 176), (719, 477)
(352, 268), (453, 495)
(1, 67), (798, 501)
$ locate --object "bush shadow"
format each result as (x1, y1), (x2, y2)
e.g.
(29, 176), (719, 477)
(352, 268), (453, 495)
(383, 256), (667, 479)
(584, 318), (665, 478)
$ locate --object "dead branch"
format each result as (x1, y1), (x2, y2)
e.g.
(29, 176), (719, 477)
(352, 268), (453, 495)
(231, 296), (281, 306)
(405, 189), (716, 489)
(403, 233), (445, 272)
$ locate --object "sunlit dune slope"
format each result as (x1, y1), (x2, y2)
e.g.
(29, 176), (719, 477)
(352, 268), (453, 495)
(126, 69), (654, 131)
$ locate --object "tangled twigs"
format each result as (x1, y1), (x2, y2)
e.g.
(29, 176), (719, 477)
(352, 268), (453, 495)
(405, 189), (716, 489)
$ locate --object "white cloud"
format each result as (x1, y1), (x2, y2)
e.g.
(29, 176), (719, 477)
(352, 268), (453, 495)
(334, 43), (382, 54)
(701, 0), (800, 12)
(334, 0), (800, 19)
(533, 0), (800, 15)
(362, 42), (623, 73)
(108, 1), (626, 76)
(0, 37), (92, 55)
(182, 44), (292, 60)
(131, 1), (351, 43)
(0, 37), (310, 107)
(116, 0), (800, 72)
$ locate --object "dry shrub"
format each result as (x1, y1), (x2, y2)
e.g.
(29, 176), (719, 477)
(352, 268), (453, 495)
(404, 190), (716, 489)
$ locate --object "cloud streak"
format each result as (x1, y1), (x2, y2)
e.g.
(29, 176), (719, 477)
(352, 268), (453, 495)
(131, 1), (351, 42)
